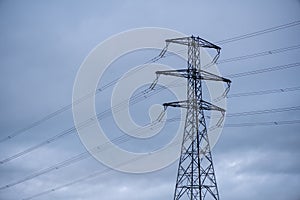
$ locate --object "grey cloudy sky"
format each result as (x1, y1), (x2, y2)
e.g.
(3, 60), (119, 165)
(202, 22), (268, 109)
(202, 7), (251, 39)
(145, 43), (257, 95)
(0, 0), (300, 200)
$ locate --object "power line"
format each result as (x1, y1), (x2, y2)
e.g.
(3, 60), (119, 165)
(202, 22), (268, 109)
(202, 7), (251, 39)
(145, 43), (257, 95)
(173, 118), (300, 127)
(227, 106), (300, 117)
(172, 43), (300, 70)
(0, 85), (165, 164)
(2, 19), (300, 200)
(1, 60), (299, 165)
(2, 22), (300, 195)
(3, 43), (298, 145)
(224, 119), (300, 127)
(190, 44), (300, 69)
(2, 104), (300, 190)
(227, 86), (300, 98)
(217, 44), (300, 65)
(216, 20), (300, 44)
(2, 21), (299, 144)
(166, 21), (300, 58)
(3, 44), (297, 144)
(20, 118), (300, 200)
(0, 58), (157, 143)
(227, 62), (300, 78)
(0, 82), (183, 164)
(20, 157), (138, 200)
(0, 118), (164, 190)
(209, 105), (300, 118)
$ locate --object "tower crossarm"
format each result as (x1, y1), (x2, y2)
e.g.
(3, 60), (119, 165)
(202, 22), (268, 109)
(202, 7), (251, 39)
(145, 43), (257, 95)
(163, 100), (189, 109)
(161, 99), (226, 127)
(156, 69), (231, 83)
(199, 99), (225, 113)
(165, 36), (221, 64)
(163, 99), (225, 113)
(150, 35), (221, 65)
(165, 36), (221, 50)
(149, 69), (231, 96)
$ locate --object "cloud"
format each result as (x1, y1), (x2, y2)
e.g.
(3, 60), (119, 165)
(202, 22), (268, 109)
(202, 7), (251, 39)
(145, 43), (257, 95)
(1, 1), (300, 200)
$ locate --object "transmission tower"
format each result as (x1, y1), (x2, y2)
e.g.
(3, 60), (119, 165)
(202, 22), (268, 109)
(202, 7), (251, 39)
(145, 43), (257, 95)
(151, 36), (231, 200)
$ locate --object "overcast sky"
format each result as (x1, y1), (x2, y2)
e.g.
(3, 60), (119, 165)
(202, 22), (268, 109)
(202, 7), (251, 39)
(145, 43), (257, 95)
(0, 1), (300, 200)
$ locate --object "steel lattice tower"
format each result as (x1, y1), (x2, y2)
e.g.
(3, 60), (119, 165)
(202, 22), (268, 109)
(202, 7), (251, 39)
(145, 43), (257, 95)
(152, 36), (231, 200)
